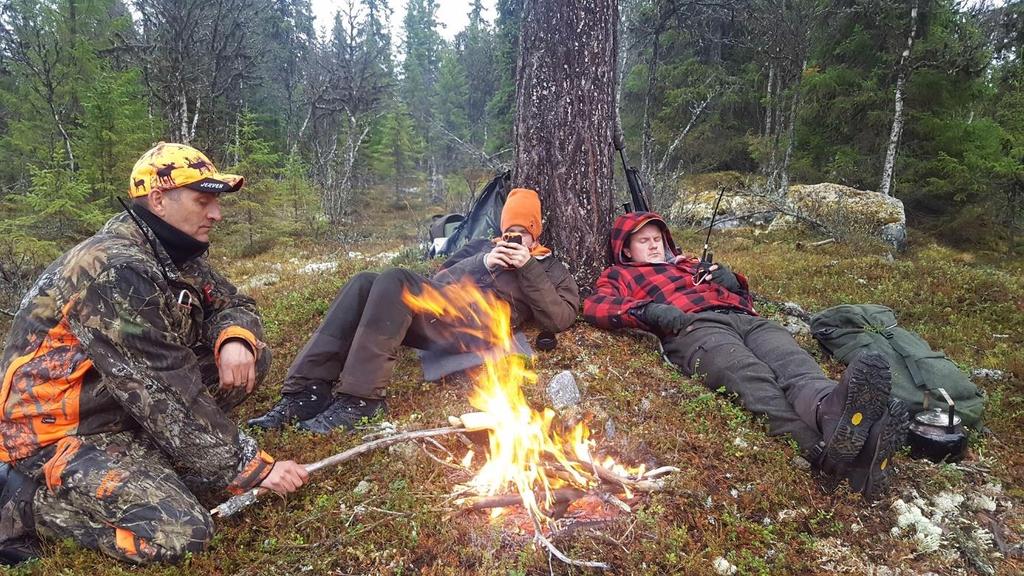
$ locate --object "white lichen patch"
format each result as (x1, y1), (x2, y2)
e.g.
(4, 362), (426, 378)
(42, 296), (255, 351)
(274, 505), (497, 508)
(371, 250), (399, 263)
(889, 484), (1002, 574)
(931, 491), (965, 518)
(813, 537), (887, 573)
(299, 261), (338, 274)
(892, 498), (944, 553)
(968, 493), (998, 513)
(712, 556), (737, 575)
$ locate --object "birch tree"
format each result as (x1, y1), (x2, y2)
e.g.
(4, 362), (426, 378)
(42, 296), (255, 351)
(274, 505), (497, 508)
(879, 0), (919, 197)
(298, 0), (391, 221)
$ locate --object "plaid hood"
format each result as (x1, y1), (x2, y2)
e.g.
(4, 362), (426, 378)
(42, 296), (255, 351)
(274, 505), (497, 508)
(609, 212), (679, 265)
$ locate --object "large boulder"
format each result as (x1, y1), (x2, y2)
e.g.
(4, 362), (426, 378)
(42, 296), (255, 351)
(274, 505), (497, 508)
(669, 190), (776, 229)
(768, 183), (907, 250)
(668, 176), (907, 251)
(668, 172), (776, 229)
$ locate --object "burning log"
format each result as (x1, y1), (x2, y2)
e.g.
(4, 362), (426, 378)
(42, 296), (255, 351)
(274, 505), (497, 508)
(456, 478), (669, 512)
(457, 488), (586, 511)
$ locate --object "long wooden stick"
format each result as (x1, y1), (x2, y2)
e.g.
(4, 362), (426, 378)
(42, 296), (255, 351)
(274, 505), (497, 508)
(210, 426), (464, 518)
(304, 426), (463, 472)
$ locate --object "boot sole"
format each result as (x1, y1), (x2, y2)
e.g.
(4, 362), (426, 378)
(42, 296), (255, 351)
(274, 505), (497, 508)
(825, 352), (891, 464)
(860, 399), (909, 500)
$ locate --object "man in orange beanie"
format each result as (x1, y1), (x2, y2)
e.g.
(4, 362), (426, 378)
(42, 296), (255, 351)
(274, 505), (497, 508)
(249, 188), (580, 434)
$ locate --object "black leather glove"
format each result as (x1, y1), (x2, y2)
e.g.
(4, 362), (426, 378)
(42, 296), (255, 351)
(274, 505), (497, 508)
(695, 262), (742, 293)
(638, 303), (690, 335)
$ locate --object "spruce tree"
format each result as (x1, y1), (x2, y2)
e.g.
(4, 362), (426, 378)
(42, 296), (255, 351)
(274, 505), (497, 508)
(434, 48), (470, 171)
(455, 0), (499, 149)
(400, 0), (442, 159)
(223, 111), (283, 255)
(484, 0), (521, 156)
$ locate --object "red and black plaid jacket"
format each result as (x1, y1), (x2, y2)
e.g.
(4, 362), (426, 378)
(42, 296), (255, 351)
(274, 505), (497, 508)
(583, 212), (756, 331)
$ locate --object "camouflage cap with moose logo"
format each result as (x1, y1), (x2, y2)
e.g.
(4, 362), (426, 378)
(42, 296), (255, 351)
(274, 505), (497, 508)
(129, 142), (244, 198)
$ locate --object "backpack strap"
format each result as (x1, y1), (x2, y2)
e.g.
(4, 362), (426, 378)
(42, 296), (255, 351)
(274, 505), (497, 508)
(882, 328), (947, 391)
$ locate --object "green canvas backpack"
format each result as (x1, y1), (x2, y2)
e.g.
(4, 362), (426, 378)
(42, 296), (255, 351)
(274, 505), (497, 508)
(810, 304), (985, 428)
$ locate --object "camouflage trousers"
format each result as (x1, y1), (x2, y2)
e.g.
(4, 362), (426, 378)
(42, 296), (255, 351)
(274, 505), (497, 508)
(14, 345), (270, 565)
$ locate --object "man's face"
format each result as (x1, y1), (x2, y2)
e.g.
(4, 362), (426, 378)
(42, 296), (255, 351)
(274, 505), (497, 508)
(503, 225), (536, 249)
(152, 188), (223, 242)
(624, 222), (665, 263)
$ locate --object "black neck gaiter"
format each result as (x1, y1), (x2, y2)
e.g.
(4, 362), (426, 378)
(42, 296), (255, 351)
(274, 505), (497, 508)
(132, 204), (210, 265)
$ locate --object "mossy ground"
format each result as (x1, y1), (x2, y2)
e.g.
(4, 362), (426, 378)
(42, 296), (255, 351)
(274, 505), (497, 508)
(7, 189), (1023, 575)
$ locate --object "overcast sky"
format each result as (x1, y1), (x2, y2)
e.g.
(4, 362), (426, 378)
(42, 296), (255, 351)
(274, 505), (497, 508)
(309, 0), (497, 42)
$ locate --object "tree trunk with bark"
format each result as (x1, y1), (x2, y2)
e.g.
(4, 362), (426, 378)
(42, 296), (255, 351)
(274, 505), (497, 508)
(778, 60), (806, 197)
(880, 0), (919, 197)
(764, 62), (775, 138)
(513, 0), (618, 288)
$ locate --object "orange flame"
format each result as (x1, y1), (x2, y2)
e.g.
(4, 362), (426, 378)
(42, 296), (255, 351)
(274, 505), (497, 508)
(402, 277), (639, 520)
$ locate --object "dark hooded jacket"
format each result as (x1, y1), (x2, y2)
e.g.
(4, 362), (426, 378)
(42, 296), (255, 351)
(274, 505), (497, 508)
(433, 238), (579, 333)
(583, 212), (756, 331)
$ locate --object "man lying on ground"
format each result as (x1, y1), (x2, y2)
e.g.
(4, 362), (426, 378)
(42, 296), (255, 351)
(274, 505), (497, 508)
(582, 211), (909, 499)
(249, 188), (580, 434)
(0, 143), (307, 565)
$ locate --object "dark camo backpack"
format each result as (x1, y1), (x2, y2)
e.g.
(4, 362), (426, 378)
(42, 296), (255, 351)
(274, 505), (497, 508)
(810, 304), (985, 428)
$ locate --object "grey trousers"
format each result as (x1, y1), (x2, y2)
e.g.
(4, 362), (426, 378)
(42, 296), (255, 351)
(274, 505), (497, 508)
(661, 311), (834, 452)
(283, 269), (481, 400)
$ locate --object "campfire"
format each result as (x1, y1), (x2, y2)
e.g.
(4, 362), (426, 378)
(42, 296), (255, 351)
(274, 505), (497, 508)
(212, 278), (676, 570)
(403, 279), (677, 568)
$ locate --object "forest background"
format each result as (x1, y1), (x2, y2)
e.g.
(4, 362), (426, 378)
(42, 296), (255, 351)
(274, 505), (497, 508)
(1, 0), (1022, 313)
(1, 1), (1024, 573)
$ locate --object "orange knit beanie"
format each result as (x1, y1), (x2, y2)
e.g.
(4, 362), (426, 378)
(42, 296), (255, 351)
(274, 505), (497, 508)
(501, 188), (543, 238)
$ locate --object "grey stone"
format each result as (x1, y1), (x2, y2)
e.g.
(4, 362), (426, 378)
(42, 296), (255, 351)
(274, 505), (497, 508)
(546, 370), (581, 410)
(880, 222), (907, 252)
(791, 455), (812, 471)
(671, 182), (908, 249)
(782, 301), (809, 318)
(782, 318), (810, 336)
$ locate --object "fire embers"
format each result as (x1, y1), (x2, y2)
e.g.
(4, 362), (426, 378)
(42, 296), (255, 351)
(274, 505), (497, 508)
(402, 279), (677, 526)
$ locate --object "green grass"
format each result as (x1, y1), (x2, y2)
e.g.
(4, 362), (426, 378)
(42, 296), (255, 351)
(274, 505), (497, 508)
(12, 189), (1024, 575)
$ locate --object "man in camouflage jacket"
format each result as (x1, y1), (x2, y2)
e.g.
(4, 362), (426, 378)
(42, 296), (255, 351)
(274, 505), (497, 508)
(0, 143), (307, 564)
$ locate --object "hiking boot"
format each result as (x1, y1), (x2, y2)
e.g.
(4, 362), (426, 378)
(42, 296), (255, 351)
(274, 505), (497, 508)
(812, 351), (892, 468)
(0, 463), (40, 566)
(296, 394), (386, 435)
(847, 399), (909, 500)
(246, 382), (332, 430)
